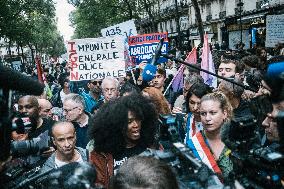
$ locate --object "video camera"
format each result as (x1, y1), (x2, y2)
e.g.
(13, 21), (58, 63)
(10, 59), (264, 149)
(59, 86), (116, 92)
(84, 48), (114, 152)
(0, 65), (45, 162)
(11, 130), (51, 157)
(149, 114), (226, 188)
(11, 114), (34, 134)
(6, 162), (97, 189)
(140, 142), (224, 189)
(244, 69), (262, 92)
(222, 114), (284, 188)
(158, 113), (186, 146)
(222, 115), (260, 152)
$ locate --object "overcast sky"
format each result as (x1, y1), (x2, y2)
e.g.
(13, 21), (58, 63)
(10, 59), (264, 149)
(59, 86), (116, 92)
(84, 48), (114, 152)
(55, 0), (75, 41)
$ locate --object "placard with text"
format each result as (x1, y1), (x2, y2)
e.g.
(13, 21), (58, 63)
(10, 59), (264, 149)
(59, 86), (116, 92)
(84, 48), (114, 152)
(128, 32), (168, 65)
(67, 37), (126, 81)
(101, 20), (137, 68)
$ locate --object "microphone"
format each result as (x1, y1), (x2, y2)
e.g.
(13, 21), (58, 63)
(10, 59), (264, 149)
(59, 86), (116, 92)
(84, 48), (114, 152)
(220, 121), (232, 149)
(0, 65), (44, 95)
(151, 38), (164, 65)
(142, 38), (164, 82)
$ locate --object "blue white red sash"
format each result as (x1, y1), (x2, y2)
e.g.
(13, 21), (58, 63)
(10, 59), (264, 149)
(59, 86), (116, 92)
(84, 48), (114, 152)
(185, 113), (222, 176)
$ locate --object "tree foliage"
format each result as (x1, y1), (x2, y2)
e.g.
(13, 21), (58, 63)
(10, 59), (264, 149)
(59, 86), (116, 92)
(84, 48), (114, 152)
(0, 0), (66, 57)
(69, 0), (150, 38)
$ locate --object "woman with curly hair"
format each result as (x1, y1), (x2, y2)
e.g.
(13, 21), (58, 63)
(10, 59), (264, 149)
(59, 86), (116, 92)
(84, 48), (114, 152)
(142, 87), (171, 115)
(88, 93), (158, 188)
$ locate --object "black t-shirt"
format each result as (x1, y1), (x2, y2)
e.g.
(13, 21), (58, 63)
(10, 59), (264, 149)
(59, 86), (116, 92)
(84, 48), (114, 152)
(28, 118), (54, 139)
(113, 145), (146, 172)
(73, 122), (89, 148)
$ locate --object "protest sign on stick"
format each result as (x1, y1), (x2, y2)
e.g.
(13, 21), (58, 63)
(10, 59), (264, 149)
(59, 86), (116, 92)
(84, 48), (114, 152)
(128, 32), (168, 65)
(101, 20), (137, 68)
(67, 37), (126, 81)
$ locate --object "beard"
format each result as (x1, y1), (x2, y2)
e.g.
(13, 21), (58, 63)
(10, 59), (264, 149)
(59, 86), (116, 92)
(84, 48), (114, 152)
(91, 88), (101, 95)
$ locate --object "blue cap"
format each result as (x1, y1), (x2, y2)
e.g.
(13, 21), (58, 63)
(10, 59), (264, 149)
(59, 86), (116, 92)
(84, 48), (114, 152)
(142, 64), (157, 82)
(267, 61), (284, 79)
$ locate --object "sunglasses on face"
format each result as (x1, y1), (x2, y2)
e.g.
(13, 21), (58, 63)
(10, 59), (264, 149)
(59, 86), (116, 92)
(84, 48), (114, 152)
(92, 81), (102, 85)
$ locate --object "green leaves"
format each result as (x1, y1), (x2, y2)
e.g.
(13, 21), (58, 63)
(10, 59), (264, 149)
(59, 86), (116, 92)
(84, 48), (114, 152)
(70, 0), (144, 38)
(0, 0), (65, 57)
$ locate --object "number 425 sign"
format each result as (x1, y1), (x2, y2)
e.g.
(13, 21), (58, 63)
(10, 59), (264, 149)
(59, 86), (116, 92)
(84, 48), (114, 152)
(101, 20), (137, 38)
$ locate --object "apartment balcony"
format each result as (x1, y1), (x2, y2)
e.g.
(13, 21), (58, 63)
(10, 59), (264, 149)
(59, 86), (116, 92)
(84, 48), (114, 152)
(235, 8), (242, 15)
(206, 15), (212, 22)
(219, 11), (226, 19)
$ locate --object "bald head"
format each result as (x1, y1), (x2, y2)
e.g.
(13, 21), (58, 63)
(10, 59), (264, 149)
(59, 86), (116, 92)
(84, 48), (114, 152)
(38, 99), (52, 118)
(52, 121), (75, 137)
(18, 95), (40, 118)
(52, 122), (76, 160)
(18, 95), (39, 108)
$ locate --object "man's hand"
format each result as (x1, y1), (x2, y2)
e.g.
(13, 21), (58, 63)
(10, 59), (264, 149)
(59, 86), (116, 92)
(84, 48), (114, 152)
(172, 107), (183, 114)
(41, 147), (55, 158)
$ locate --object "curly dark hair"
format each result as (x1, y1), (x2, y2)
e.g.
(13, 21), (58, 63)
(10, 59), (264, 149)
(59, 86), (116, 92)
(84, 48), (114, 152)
(88, 94), (158, 156)
(119, 81), (141, 96)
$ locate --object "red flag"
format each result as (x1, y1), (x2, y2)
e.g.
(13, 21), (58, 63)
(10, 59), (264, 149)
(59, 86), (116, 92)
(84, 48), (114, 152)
(35, 56), (44, 83)
(185, 47), (197, 64)
(35, 56), (53, 98)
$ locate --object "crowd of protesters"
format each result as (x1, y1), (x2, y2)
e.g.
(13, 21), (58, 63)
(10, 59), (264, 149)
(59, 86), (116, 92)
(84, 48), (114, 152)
(1, 40), (284, 189)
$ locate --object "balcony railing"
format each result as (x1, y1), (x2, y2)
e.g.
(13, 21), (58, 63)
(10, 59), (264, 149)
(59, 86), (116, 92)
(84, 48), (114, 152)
(256, 1), (269, 9)
(219, 11), (226, 19)
(206, 15), (212, 22)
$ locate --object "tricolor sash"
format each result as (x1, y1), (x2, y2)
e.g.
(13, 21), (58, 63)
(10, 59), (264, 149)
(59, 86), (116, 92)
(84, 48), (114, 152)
(185, 113), (222, 176)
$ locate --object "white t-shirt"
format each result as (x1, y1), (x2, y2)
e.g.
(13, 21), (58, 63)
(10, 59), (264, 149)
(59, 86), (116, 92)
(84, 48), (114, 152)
(55, 152), (83, 168)
(60, 90), (68, 103)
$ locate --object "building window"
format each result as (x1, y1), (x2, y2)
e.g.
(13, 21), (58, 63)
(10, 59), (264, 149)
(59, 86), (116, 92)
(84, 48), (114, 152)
(206, 3), (211, 16)
(220, 0), (225, 12)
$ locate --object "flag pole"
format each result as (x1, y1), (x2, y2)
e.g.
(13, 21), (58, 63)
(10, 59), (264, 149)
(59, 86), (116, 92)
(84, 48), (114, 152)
(130, 68), (137, 85)
(162, 54), (257, 92)
(163, 64), (185, 96)
(163, 48), (196, 96)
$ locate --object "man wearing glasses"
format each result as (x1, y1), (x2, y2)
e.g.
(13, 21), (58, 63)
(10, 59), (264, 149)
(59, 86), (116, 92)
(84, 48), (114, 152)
(80, 79), (103, 113)
(63, 94), (94, 148)
(92, 77), (120, 113)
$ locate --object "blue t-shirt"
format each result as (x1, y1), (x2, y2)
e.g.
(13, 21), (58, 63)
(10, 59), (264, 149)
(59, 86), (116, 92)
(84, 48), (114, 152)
(80, 91), (103, 113)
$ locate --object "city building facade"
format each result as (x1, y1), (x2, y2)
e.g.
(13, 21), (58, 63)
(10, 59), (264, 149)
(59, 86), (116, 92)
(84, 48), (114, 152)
(136, 0), (284, 50)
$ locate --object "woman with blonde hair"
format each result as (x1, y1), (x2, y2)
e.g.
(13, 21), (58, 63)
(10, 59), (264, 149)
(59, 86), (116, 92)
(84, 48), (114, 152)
(188, 91), (233, 181)
(142, 87), (171, 115)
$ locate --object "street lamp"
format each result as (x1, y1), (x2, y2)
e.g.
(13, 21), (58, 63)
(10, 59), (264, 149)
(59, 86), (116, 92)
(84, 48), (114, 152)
(237, 0), (244, 44)
(174, 0), (182, 49)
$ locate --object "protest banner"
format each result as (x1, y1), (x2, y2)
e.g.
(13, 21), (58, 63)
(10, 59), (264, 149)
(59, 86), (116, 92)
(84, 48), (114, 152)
(67, 37), (126, 81)
(101, 20), (137, 68)
(101, 19), (137, 38)
(128, 32), (168, 65)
